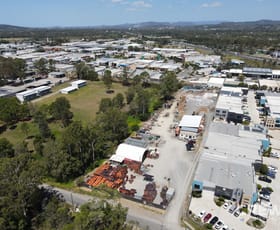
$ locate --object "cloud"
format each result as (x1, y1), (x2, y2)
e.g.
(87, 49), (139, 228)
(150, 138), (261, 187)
(111, 0), (124, 3)
(201, 1), (222, 8)
(132, 1), (152, 8)
(125, 0), (152, 11)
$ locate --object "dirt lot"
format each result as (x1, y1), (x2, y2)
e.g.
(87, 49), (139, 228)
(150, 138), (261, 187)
(123, 89), (217, 230)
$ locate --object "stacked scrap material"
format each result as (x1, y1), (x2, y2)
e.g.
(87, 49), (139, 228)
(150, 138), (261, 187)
(142, 182), (157, 203)
(119, 187), (137, 196)
(86, 163), (128, 189)
(123, 159), (142, 174)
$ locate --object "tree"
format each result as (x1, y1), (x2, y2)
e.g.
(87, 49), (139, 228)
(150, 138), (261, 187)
(34, 111), (52, 139)
(43, 139), (82, 182)
(95, 108), (128, 143)
(103, 70), (112, 90)
(140, 71), (150, 87)
(49, 97), (73, 127)
(14, 58), (26, 81)
(86, 69), (99, 81)
(69, 201), (129, 230)
(99, 98), (112, 113)
(0, 138), (14, 158)
(34, 58), (48, 75)
(0, 153), (43, 229)
(121, 66), (129, 86)
(160, 71), (179, 100)
(112, 93), (124, 109)
(75, 62), (88, 79)
(48, 59), (56, 72)
(0, 97), (30, 124)
(129, 87), (150, 120)
(125, 87), (135, 105)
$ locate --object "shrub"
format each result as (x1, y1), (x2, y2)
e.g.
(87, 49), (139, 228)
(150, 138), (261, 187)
(266, 187), (273, 192)
(260, 164), (268, 175)
(253, 219), (262, 227)
(192, 191), (202, 198)
(257, 184), (262, 190)
(204, 223), (213, 229)
(241, 207), (249, 214)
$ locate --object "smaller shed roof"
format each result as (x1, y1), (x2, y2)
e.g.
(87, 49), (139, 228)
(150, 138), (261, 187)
(179, 115), (202, 128)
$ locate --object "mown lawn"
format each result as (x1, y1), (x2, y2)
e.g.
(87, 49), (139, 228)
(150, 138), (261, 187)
(35, 81), (128, 123)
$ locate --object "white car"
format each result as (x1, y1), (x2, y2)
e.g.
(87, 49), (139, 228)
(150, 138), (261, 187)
(214, 220), (224, 229)
(268, 166), (278, 172)
(198, 210), (206, 218)
(222, 225), (229, 230)
(223, 202), (229, 209)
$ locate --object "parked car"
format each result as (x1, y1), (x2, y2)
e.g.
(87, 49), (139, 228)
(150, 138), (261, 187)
(260, 187), (272, 195)
(267, 171), (276, 179)
(234, 209), (241, 217)
(270, 152), (280, 158)
(222, 225), (229, 230)
(223, 202), (229, 209)
(259, 176), (272, 183)
(214, 220), (224, 229)
(198, 210), (206, 218)
(260, 194), (270, 201)
(203, 213), (212, 223)
(268, 165), (278, 172)
(229, 204), (237, 214)
(209, 216), (219, 225)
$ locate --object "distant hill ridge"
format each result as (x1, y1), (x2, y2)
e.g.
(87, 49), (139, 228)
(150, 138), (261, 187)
(0, 20), (280, 30)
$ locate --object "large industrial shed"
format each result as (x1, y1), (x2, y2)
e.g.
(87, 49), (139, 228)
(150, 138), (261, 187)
(110, 143), (148, 163)
(192, 152), (258, 207)
(192, 122), (268, 207)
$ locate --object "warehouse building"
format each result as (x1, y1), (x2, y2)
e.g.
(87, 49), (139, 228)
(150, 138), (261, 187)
(110, 143), (148, 163)
(192, 122), (268, 207)
(260, 92), (280, 128)
(71, 80), (87, 89)
(16, 86), (51, 103)
(177, 115), (204, 140)
(215, 87), (250, 123)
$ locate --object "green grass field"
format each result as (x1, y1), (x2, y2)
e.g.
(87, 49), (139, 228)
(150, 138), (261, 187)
(0, 81), (128, 145)
(36, 81), (128, 123)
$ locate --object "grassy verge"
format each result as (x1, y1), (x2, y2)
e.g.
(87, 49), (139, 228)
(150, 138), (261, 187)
(44, 178), (120, 200)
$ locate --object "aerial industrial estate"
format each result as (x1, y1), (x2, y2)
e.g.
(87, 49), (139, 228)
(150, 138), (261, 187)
(1, 33), (280, 230)
(1, 2), (280, 229)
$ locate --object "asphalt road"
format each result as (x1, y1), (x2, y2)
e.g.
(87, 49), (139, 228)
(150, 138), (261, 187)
(41, 184), (93, 207)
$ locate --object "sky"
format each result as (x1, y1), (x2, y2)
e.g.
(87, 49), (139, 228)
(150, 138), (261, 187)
(0, 0), (279, 27)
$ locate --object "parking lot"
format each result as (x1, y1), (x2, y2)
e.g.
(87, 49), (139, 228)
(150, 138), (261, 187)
(261, 151), (280, 229)
(190, 190), (252, 230)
